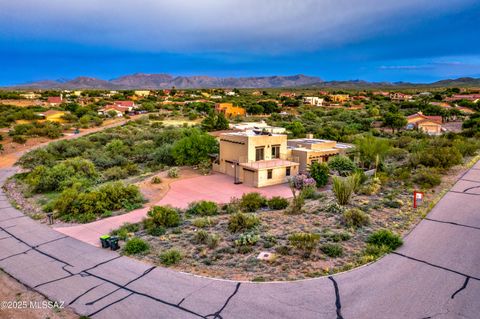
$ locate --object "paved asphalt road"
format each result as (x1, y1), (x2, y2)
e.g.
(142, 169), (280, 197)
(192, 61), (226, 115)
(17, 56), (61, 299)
(0, 162), (479, 318)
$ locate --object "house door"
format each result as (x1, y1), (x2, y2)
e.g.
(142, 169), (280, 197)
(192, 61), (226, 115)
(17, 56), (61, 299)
(243, 170), (255, 187)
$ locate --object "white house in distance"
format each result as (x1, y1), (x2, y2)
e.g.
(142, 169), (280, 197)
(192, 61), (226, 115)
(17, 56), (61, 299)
(303, 96), (324, 106)
(231, 121), (286, 134)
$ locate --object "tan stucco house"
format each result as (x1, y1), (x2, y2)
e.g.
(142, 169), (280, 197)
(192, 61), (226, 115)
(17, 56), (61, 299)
(407, 112), (443, 135)
(213, 131), (299, 187)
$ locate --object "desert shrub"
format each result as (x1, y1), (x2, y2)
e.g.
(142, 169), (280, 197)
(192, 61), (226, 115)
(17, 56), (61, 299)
(267, 196), (289, 210)
(383, 199), (403, 209)
(361, 244), (392, 261)
(12, 135), (27, 144)
(206, 234), (220, 249)
(322, 230), (351, 242)
(366, 229), (403, 251)
(413, 167), (441, 189)
(234, 233), (260, 246)
(167, 167), (180, 178)
(222, 197), (241, 214)
(111, 222), (140, 240)
(239, 192), (267, 212)
(308, 162), (329, 187)
(145, 206), (181, 229)
(151, 176), (162, 184)
(186, 200), (219, 216)
(355, 135), (391, 169)
(171, 129), (218, 165)
(343, 209), (370, 228)
(359, 177), (381, 195)
(262, 235), (277, 248)
(452, 138), (479, 157)
(301, 185), (322, 199)
(320, 243), (343, 257)
(198, 159), (212, 175)
(412, 146), (462, 170)
(192, 217), (217, 228)
(193, 230), (210, 244)
(124, 237), (150, 255)
(25, 157), (99, 193)
(51, 182), (143, 222)
(228, 212), (260, 233)
(159, 249), (182, 266)
(288, 232), (320, 256)
(102, 166), (129, 181)
(328, 155), (356, 176)
(332, 175), (355, 205)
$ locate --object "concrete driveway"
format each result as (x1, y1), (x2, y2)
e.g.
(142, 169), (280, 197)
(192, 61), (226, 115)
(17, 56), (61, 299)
(54, 173), (292, 246)
(1, 162), (480, 318)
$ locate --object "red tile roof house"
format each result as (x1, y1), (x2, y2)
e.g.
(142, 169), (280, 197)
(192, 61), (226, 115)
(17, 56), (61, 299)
(279, 92), (296, 98)
(113, 100), (136, 108)
(406, 112), (444, 135)
(445, 94), (480, 103)
(98, 104), (133, 117)
(46, 96), (63, 106)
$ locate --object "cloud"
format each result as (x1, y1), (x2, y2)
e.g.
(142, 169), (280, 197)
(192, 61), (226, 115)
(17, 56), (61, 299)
(0, 0), (475, 53)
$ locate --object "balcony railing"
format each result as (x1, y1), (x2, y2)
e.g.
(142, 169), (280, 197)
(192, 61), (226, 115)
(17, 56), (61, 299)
(238, 154), (299, 169)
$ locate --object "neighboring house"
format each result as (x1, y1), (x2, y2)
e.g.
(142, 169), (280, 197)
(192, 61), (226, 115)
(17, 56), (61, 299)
(211, 95), (223, 99)
(251, 90), (262, 96)
(457, 106), (476, 114)
(98, 103), (134, 117)
(390, 92), (413, 102)
(329, 94), (350, 103)
(430, 102), (452, 109)
(225, 90), (237, 96)
(287, 134), (354, 172)
(445, 94), (480, 103)
(46, 96), (63, 106)
(215, 103), (246, 117)
(279, 92), (296, 98)
(113, 100), (136, 108)
(21, 92), (40, 99)
(73, 91), (83, 97)
(406, 112), (443, 135)
(373, 91), (390, 97)
(231, 121), (286, 134)
(36, 110), (68, 123)
(213, 130), (299, 187)
(134, 90), (151, 97)
(303, 96), (324, 106)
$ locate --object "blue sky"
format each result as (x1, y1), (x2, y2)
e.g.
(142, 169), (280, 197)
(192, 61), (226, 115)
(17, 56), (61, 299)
(1, 0), (480, 85)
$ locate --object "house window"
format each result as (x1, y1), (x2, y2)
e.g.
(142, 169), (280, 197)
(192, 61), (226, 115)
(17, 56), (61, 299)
(255, 147), (265, 161)
(271, 145), (280, 159)
(286, 167), (291, 176)
(267, 169), (273, 179)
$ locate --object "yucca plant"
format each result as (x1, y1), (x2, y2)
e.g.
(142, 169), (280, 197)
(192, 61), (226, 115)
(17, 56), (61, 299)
(332, 175), (355, 205)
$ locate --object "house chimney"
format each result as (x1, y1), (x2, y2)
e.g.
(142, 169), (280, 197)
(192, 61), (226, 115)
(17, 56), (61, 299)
(306, 133), (314, 139)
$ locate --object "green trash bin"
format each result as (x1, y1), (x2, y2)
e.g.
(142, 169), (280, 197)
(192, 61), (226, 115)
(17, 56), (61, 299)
(100, 235), (111, 248)
(109, 236), (119, 251)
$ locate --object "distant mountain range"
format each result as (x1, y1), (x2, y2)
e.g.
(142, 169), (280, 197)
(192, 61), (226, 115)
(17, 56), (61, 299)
(6, 74), (480, 90)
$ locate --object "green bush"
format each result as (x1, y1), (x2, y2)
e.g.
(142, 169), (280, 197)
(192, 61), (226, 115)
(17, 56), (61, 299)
(124, 237), (150, 255)
(167, 167), (179, 178)
(228, 212), (260, 233)
(234, 233), (260, 246)
(320, 243), (343, 257)
(111, 222), (140, 240)
(12, 135), (27, 144)
(366, 229), (403, 251)
(239, 192), (267, 212)
(145, 206), (181, 229)
(147, 225), (166, 236)
(52, 181), (143, 222)
(186, 200), (219, 216)
(332, 175), (355, 205)
(151, 176), (163, 184)
(308, 162), (329, 187)
(191, 217), (216, 228)
(267, 196), (289, 210)
(193, 230), (209, 244)
(413, 167), (441, 189)
(343, 209), (370, 228)
(328, 155), (356, 176)
(159, 249), (182, 266)
(288, 232), (320, 256)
